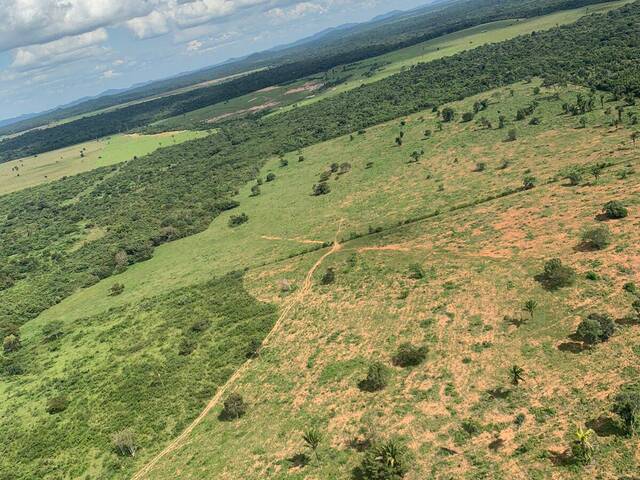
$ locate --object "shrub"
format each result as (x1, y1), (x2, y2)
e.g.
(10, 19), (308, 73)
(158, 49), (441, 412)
(562, 166), (583, 186)
(576, 313), (615, 344)
(408, 263), (425, 280)
(581, 226), (612, 250)
(461, 112), (475, 122)
(474, 162), (486, 172)
(523, 175), (537, 190)
(109, 283), (125, 296)
(279, 158), (288, 167)
(228, 213), (249, 227)
(178, 337), (197, 356)
(359, 362), (390, 392)
(623, 282), (637, 294)
(359, 440), (412, 479)
(632, 299), (640, 319)
(320, 268), (335, 285)
(611, 385), (640, 435)
(220, 393), (247, 421)
(538, 258), (576, 290)
(250, 185), (261, 197)
(441, 107), (455, 122)
(312, 182), (331, 196)
(603, 201), (628, 219)
(266, 172), (276, 182)
(46, 395), (69, 414)
(3, 334), (21, 353)
(506, 129), (517, 142)
(112, 429), (137, 457)
(392, 343), (427, 367)
(330, 163), (339, 173)
(529, 117), (541, 125)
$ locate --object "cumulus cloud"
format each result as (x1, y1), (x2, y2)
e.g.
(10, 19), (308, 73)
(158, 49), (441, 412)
(11, 28), (109, 70)
(268, 2), (327, 20)
(187, 39), (204, 51)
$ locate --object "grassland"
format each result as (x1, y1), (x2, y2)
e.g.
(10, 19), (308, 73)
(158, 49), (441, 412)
(0, 130), (208, 196)
(7, 79), (638, 478)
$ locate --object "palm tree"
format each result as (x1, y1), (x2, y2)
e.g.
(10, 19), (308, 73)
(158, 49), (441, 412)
(302, 427), (323, 460)
(523, 300), (538, 320)
(510, 365), (525, 386)
(571, 426), (595, 465)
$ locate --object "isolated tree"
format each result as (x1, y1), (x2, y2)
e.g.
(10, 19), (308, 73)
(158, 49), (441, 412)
(562, 166), (583, 186)
(603, 201), (628, 219)
(571, 426), (595, 465)
(392, 343), (427, 368)
(266, 172), (276, 182)
(441, 107), (455, 123)
(462, 112), (475, 122)
(510, 365), (525, 386)
(581, 226), (612, 250)
(320, 268), (335, 285)
(522, 175), (537, 190)
(589, 163), (604, 182)
(498, 115), (506, 129)
(302, 427), (323, 460)
(612, 386), (640, 435)
(523, 300), (538, 320)
(312, 182), (331, 196)
(298, 155), (305, 162)
(220, 393), (247, 420)
(359, 362), (390, 392)
(3, 334), (21, 353)
(538, 258), (576, 290)
(112, 429), (137, 457)
(576, 313), (615, 345)
(359, 439), (412, 480)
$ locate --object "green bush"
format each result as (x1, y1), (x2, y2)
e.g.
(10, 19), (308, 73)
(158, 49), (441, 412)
(522, 175), (537, 190)
(358, 440), (412, 480)
(392, 343), (427, 367)
(112, 429), (137, 457)
(441, 107), (455, 122)
(266, 172), (276, 182)
(312, 182), (331, 196)
(358, 362), (390, 392)
(537, 258), (576, 290)
(320, 268), (335, 285)
(581, 226), (612, 250)
(461, 112), (475, 122)
(109, 283), (125, 296)
(3, 334), (21, 353)
(603, 201), (628, 219)
(219, 393), (247, 421)
(46, 395), (69, 414)
(576, 313), (615, 344)
(228, 213), (249, 227)
(611, 384), (640, 435)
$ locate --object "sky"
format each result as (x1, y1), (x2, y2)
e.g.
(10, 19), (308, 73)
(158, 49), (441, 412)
(0, 0), (431, 121)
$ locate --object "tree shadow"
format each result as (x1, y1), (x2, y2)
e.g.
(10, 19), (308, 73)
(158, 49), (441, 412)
(616, 315), (639, 327)
(533, 273), (559, 291)
(487, 387), (511, 400)
(489, 437), (505, 452)
(594, 213), (610, 222)
(586, 415), (626, 437)
(504, 315), (527, 328)
(548, 448), (572, 467)
(286, 453), (310, 469)
(348, 437), (372, 452)
(557, 341), (589, 354)
(573, 241), (599, 253)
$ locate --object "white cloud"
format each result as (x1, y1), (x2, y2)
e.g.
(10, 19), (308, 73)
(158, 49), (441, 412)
(268, 2), (326, 20)
(11, 28), (109, 70)
(101, 69), (118, 79)
(187, 39), (203, 52)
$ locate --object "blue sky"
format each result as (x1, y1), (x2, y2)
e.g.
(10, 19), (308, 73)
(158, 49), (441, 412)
(0, 0), (430, 121)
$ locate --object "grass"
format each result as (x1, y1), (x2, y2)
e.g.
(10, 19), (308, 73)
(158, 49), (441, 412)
(0, 130), (208, 196)
(5, 81), (640, 479)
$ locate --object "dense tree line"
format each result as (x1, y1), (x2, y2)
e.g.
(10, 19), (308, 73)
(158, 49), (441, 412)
(0, 0), (625, 160)
(0, 2), (639, 336)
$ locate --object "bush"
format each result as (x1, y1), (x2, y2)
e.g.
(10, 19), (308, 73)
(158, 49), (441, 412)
(408, 263), (425, 280)
(603, 201), (628, 219)
(576, 313), (615, 344)
(320, 268), (335, 285)
(112, 429), (137, 457)
(537, 258), (576, 290)
(358, 440), (412, 480)
(312, 182), (331, 196)
(506, 129), (517, 142)
(266, 172), (276, 182)
(523, 175), (537, 190)
(250, 185), (261, 197)
(220, 393), (247, 421)
(3, 334), (21, 353)
(46, 395), (69, 414)
(441, 107), (455, 122)
(611, 385), (640, 435)
(474, 162), (486, 172)
(358, 362), (390, 392)
(623, 282), (638, 294)
(461, 112), (475, 122)
(109, 283), (125, 296)
(581, 226), (612, 250)
(392, 343), (427, 367)
(279, 158), (288, 167)
(228, 213), (249, 227)
(178, 337), (197, 356)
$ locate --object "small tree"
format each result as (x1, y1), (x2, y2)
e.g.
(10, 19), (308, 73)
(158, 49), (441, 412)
(359, 439), (412, 480)
(612, 385), (640, 435)
(538, 258), (576, 290)
(522, 175), (537, 190)
(266, 172), (276, 182)
(442, 107), (455, 122)
(312, 182), (331, 196)
(46, 395), (69, 414)
(506, 129), (517, 142)
(523, 300), (538, 320)
(220, 393), (247, 421)
(510, 365), (525, 386)
(498, 115), (506, 129)
(112, 429), (137, 457)
(250, 185), (261, 197)
(602, 201), (628, 219)
(589, 164), (604, 182)
(359, 362), (390, 392)
(280, 158), (289, 167)
(392, 343), (427, 368)
(581, 226), (612, 250)
(320, 268), (335, 285)
(3, 334), (21, 353)
(562, 166), (583, 186)
(571, 426), (595, 465)
(461, 112), (475, 122)
(228, 213), (249, 227)
(302, 427), (323, 460)
(576, 313), (615, 345)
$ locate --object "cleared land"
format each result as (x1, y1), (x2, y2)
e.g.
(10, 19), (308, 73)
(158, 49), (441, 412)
(0, 130), (208, 196)
(8, 81), (639, 478)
